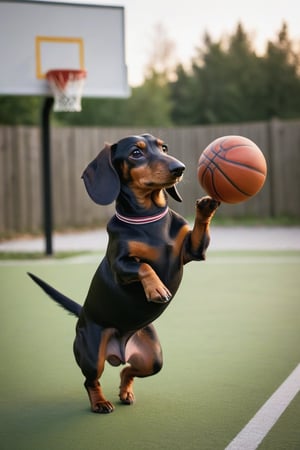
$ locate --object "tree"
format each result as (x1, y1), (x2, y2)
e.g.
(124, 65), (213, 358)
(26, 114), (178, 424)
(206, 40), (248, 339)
(53, 98), (129, 126)
(262, 22), (300, 118)
(0, 96), (42, 125)
(171, 24), (265, 124)
(126, 72), (173, 126)
(170, 64), (197, 125)
(171, 22), (300, 124)
(127, 23), (175, 126)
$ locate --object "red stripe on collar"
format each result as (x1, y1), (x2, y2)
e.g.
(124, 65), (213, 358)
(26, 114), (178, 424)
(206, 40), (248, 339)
(115, 208), (169, 225)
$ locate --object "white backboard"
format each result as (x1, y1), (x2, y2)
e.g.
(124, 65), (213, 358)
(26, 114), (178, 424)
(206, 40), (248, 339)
(0, 0), (129, 97)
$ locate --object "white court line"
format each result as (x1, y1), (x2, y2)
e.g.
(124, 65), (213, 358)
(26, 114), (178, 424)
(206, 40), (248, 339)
(225, 363), (300, 450)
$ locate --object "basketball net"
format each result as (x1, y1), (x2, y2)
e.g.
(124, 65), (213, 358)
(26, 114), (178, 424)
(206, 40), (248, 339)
(46, 69), (87, 112)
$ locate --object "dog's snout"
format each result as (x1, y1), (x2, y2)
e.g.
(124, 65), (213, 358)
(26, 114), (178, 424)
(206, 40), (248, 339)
(169, 161), (185, 177)
(171, 166), (185, 177)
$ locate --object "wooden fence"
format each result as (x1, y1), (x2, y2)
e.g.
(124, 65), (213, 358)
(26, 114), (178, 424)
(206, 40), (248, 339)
(1, 119), (300, 236)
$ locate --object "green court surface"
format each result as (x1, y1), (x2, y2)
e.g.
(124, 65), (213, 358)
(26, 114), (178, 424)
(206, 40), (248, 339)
(1, 250), (300, 450)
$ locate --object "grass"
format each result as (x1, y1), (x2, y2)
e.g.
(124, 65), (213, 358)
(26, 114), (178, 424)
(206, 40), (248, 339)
(1, 251), (300, 450)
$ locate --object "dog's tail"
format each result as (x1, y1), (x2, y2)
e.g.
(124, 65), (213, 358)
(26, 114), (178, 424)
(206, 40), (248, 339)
(28, 272), (82, 318)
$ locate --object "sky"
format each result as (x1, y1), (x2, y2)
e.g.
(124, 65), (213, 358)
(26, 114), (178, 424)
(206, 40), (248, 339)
(39, 0), (300, 86)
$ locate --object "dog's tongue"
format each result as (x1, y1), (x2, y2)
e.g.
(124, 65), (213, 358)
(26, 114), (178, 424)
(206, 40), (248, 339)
(166, 186), (182, 202)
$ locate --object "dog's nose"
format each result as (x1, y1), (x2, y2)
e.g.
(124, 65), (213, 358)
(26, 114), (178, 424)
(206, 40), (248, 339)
(169, 161), (185, 177)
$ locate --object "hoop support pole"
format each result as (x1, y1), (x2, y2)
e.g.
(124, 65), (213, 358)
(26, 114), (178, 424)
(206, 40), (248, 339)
(41, 97), (54, 255)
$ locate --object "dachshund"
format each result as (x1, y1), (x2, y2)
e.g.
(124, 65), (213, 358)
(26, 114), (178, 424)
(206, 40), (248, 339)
(28, 133), (219, 414)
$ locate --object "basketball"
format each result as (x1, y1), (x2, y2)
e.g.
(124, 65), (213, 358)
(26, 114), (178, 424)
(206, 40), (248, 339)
(197, 135), (267, 204)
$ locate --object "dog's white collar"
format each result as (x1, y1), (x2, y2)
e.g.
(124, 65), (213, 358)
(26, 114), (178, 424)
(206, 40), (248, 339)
(115, 207), (169, 225)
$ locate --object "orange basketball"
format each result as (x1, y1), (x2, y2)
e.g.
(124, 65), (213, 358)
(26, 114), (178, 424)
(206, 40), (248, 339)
(197, 135), (267, 204)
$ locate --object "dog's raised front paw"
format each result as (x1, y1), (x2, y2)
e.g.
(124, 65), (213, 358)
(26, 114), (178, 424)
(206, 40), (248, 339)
(196, 196), (220, 212)
(196, 196), (220, 221)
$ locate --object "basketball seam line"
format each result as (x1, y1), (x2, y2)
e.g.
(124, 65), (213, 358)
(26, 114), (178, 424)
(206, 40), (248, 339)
(201, 155), (253, 198)
(207, 147), (266, 175)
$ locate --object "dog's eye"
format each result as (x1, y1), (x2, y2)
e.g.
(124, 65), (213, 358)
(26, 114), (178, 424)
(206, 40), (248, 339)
(162, 144), (168, 153)
(130, 148), (144, 159)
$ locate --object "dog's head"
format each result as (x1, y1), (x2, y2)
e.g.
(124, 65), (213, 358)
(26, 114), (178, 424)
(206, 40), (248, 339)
(82, 134), (185, 206)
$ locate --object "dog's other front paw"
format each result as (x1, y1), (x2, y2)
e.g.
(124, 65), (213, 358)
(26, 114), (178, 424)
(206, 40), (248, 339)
(146, 284), (172, 304)
(139, 263), (172, 304)
(196, 196), (220, 222)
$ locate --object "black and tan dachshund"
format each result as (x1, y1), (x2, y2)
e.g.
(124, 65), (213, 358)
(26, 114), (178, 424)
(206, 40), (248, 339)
(29, 133), (219, 414)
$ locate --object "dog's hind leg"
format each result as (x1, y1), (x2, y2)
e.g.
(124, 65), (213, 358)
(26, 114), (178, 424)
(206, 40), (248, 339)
(120, 324), (163, 405)
(73, 313), (115, 413)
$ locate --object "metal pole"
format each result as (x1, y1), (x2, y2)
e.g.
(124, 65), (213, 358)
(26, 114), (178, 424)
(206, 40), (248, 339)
(41, 97), (54, 255)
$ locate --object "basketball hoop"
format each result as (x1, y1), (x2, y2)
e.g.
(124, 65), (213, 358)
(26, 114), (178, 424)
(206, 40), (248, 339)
(46, 69), (87, 112)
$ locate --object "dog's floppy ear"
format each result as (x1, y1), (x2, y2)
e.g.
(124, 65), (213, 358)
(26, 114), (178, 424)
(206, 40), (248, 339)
(166, 186), (183, 202)
(82, 144), (120, 205)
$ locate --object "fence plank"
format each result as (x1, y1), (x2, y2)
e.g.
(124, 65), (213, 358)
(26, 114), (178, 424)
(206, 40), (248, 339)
(3, 127), (16, 234)
(0, 127), (6, 234)
(25, 127), (41, 233)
